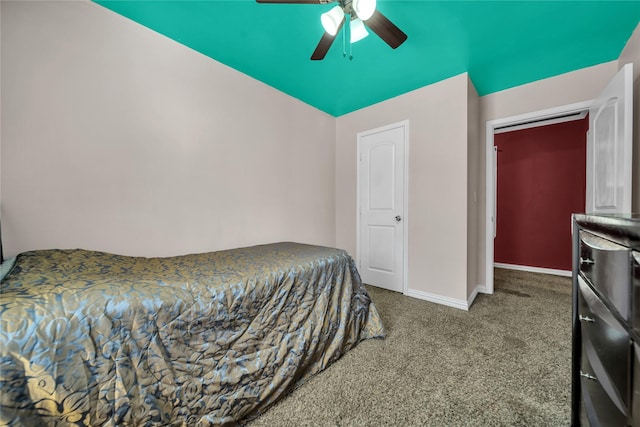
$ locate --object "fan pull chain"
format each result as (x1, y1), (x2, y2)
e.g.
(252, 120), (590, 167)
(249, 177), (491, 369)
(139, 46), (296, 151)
(344, 17), (353, 60)
(342, 23), (347, 58)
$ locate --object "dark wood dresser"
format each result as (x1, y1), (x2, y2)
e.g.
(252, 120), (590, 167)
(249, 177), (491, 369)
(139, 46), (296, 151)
(572, 214), (640, 426)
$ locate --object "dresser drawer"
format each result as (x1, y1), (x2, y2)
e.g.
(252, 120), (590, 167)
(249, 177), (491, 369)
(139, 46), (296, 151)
(579, 276), (631, 410)
(633, 252), (640, 334)
(580, 340), (628, 426)
(579, 230), (631, 320)
(633, 342), (640, 427)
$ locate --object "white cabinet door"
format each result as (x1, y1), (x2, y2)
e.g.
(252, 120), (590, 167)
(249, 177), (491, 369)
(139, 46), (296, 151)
(586, 63), (633, 214)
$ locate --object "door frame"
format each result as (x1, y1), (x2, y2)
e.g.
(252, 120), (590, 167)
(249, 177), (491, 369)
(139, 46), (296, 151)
(484, 101), (592, 294)
(356, 120), (410, 294)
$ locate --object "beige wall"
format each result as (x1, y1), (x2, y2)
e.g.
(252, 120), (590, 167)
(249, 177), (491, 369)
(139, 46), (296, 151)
(3, 1), (637, 307)
(618, 22), (640, 212)
(1, 1), (336, 258)
(476, 61), (620, 286)
(0, 2), (2, 218)
(336, 73), (470, 301)
(467, 77), (480, 298)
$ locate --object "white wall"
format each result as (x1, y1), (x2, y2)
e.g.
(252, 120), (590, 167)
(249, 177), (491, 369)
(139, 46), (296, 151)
(336, 73), (471, 303)
(618, 22), (640, 212)
(476, 61), (620, 286)
(1, 1), (336, 258)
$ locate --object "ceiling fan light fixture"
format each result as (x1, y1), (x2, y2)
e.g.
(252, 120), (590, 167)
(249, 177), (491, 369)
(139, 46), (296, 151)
(352, 0), (376, 21)
(321, 5), (344, 36)
(350, 18), (369, 43)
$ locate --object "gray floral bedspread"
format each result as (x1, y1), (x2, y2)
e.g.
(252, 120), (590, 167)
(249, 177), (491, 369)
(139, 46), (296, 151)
(0, 242), (385, 426)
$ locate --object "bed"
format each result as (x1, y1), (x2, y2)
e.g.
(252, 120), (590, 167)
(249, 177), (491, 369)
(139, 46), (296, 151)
(0, 242), (385, 426)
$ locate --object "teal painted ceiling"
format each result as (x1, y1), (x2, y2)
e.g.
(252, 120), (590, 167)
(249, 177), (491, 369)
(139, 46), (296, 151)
(95, 1), (640, 116)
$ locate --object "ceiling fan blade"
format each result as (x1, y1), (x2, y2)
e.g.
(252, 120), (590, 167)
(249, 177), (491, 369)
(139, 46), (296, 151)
(256, 0), (331, 3)
(365, 10), (407, 49)
(311, 18), (344, 60)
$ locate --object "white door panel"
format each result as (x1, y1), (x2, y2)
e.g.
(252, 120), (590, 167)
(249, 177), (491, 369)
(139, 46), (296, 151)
(369, 143), (396, 210)
(358, 123), (407, 293)
(587, 63), (633, 214)
(367, 225), (395, 272)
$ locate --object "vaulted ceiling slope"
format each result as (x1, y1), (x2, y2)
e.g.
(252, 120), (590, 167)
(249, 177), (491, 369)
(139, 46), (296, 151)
(95, 1), (640, 117)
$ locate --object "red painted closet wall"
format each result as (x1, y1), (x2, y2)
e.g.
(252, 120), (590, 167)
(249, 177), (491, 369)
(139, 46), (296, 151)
(494, 116), (588, 272)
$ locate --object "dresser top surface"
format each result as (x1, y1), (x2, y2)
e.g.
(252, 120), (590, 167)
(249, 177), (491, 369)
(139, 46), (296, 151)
(574, 213), (640, 249)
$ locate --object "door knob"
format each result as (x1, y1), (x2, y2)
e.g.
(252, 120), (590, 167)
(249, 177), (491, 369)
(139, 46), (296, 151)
(395, 216), (402, 222)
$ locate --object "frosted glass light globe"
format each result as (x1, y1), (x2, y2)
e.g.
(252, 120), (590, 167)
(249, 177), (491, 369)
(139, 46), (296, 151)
(321, 5), (345, 36)
(353, 0), (376, 21)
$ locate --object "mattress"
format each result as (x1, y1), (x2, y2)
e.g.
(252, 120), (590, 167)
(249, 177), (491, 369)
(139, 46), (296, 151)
(0, 242), (384, 426)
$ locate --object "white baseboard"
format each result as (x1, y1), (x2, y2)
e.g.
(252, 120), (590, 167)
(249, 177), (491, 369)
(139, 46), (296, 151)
(477, 284), (491, 294)
(494, 262), (571, 277)
(405, 288), (472, 311)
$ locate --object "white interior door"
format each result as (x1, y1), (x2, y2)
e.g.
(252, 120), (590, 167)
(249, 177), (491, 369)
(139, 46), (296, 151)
(586, 63), (633, 214)
(357, 122), (407, 293)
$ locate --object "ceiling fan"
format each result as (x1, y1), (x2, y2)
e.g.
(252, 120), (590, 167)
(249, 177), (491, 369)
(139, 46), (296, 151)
(256, 0), (408, 60)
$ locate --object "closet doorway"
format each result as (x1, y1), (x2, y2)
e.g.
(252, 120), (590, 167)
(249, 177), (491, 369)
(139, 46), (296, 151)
(493, 113), (589, 276)
(485, 101), (590, 294)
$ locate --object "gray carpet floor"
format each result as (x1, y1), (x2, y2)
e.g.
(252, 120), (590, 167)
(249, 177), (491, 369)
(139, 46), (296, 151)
(248, 268), (572, 426)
